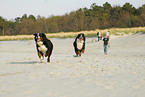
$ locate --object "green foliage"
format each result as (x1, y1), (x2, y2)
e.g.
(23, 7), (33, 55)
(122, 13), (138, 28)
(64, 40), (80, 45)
(0, 2), (145, 36)
(28, 15), (36, 21)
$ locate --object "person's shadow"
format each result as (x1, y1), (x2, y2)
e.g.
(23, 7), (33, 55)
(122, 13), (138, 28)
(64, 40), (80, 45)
(10, 61), (38, 65)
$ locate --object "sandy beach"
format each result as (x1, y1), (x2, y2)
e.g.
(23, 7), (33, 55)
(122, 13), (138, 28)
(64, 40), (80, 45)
(0, 34), (145, 97)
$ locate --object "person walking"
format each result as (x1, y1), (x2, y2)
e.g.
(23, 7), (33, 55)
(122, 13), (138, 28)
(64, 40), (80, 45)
(103, 35), (110, 55)
(97, 32), (102, 42)
(106, 31), (110, 39)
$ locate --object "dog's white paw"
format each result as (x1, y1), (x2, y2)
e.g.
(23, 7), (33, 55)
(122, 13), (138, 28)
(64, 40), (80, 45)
(38, 47), (40, 51)
(40, 57), (44, 63)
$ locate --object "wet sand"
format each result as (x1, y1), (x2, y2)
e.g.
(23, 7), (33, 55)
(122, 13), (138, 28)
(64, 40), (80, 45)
(0, 34), (145, 97)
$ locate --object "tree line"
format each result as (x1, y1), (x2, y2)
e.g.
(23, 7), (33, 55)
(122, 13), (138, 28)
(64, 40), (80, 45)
(0, 2), (145, 35)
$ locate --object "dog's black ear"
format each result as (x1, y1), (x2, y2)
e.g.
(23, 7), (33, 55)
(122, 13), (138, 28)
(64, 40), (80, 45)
(76, 34), (80, 39)
(33, 33), (37, 36)
(42, 33), (46, 38)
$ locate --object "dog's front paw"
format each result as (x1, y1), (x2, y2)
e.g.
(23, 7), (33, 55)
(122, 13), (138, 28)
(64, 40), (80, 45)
(40, 59), (43, 63)
(40, 57), (44, 63)
(38, 47), (40, 51)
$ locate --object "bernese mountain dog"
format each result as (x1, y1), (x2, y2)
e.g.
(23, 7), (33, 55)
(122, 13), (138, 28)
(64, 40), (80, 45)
(33, 33), (53, 63)
(73, 33), (86, 57)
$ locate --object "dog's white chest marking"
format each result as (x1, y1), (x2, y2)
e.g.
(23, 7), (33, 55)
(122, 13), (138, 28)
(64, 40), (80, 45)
(77, 39), (84, 50)
(37, 41), (47, 53)
(38, 45), (47, 53)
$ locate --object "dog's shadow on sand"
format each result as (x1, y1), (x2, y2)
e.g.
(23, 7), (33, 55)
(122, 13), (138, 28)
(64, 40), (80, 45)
(73, 55), (78, 57)
(10, 61), (38, 65)
(73, 55), (82, 57)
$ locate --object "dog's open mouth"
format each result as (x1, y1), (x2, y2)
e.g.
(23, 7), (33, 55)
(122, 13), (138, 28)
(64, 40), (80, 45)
(37, 38), (41, 42)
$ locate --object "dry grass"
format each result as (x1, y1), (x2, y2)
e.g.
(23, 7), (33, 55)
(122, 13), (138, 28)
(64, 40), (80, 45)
(0, 27), (145, 41)
(0, 35), (33, 41)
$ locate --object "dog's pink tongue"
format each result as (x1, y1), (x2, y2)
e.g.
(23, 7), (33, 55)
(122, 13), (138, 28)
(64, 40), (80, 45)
(37, 39), (41, 41)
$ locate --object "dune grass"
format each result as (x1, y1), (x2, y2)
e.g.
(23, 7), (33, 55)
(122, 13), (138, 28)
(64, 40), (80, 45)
(108, 27), (145, 35)
(0, 27), (145, 41)
(0, 35), (33, 41)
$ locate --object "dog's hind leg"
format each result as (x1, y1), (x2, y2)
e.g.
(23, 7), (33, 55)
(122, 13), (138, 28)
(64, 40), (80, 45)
(47, 57), (50, 62)
(47, 50), (51, 62)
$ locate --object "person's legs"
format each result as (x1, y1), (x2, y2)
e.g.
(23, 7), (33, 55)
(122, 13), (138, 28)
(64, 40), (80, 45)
(107, 36), (109, 40)
(104, 45), (108, 55)
(98, 36), (99, 41)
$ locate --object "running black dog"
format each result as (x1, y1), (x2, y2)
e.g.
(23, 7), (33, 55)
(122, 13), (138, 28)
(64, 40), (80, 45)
(33, 33), (53, 63)
(73, 33), (86, 57)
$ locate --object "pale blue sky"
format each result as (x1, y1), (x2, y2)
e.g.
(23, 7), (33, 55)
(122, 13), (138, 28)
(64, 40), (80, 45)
(0, 0), (144, 20)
